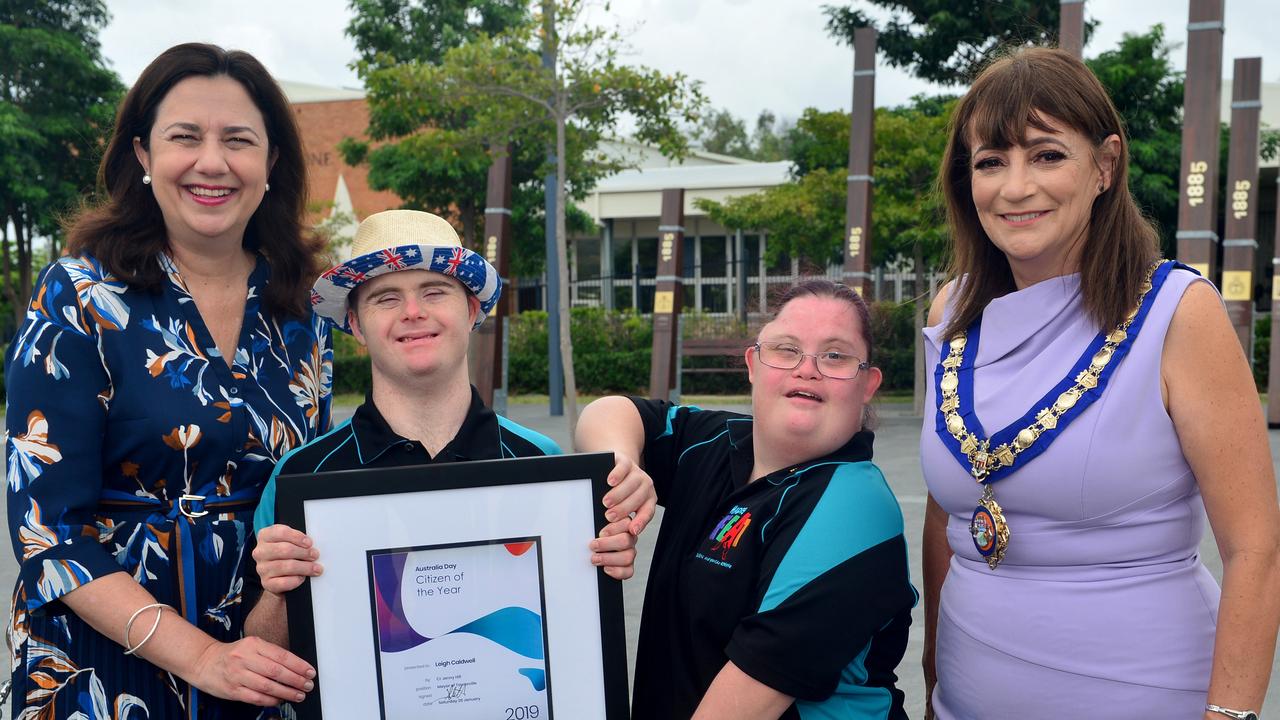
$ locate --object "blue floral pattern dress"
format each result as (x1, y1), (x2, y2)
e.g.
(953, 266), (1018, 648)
(4, 252), (332, 719)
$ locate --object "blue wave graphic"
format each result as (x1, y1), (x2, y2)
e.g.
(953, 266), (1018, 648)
(518, 668), (547, 691)
(449, 606), (545, 659)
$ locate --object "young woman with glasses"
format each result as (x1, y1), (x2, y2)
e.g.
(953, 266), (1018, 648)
(577, 279), (916, 720)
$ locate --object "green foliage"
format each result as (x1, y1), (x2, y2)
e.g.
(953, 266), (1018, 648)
(691, 108), (792, 161)
(1262, 129), (1280, 163)
(508, 308), (653, 393)
(787, 107), (851, 176)
(331, 355), (374, 396)
(1085, 25), (1183, 255)
(697, 96), (954, 269)
(823, 0), (1096, 86)
(0, 1), (124, 321)
(344, 0), (705, 287)
(868, 301), (915, 392)
(331, 329), (365, 357)
(500, 304), (917, 395)
(346, 0), (529, 69)
(698, 167), (847, 266)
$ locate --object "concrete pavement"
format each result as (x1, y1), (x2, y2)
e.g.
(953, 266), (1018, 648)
(0, 399), (1275, 716)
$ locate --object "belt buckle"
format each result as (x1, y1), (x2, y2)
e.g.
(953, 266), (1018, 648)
(178, 494), (208, 519)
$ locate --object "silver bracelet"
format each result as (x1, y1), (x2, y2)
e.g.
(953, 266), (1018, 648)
(123, 603), (171, 656)
(1205, 704), (1259, 720)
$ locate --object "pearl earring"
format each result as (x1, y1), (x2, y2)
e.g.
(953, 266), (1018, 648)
(265, 183), (271, 192)
(142, 174), (152, 185)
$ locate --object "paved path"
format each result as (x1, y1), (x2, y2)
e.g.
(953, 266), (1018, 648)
(490, 401), (1280, 716)
(1, 400), (1276, 716)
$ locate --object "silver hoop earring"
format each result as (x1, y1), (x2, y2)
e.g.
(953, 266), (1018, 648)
(142, 174), (152, 185)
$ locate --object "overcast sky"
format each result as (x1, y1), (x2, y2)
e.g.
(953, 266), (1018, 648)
(101, 0), (1280, 128)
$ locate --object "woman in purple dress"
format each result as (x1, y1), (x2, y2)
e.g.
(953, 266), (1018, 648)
(921, 48), (1280, 719)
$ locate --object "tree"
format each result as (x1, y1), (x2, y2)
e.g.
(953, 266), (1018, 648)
(341, 0), (530, 250)
(691, 107), (790, 161)
(0, 1), (123, 326)
(346, 0), (528, 69)
(691, 108), (751, 158)
(417, 0), (705, 431)
(698, 97), (953, 411)
(1085, 25), (1183, 255)
(697, 97), (952, 270)
(342, 0), (606, 274)
(823, 0), (1096, 85)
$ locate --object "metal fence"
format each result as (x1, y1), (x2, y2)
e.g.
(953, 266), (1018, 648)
(513, 265), (943, 317)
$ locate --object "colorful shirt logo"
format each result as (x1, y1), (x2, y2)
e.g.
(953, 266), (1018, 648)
(709, 505), (752, 560)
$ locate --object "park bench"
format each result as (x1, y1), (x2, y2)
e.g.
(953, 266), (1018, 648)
(679, 338), (754, 376)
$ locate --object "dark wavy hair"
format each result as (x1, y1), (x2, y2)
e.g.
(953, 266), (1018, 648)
(65, 42), (324, 319)
(939, 46), (1159, 338)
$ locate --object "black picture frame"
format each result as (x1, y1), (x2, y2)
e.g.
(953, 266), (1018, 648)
(275, 452), (628, 718)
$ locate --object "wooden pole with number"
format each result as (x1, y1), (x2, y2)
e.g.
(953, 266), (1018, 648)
(1268, 177), (1280, 426)
(843, 26), (876, 296)
(1175, 0), (1225, 280)
(471, 146), (513, 413)
(649, 189), (685, 400)
(1059, 0), (1085, 58)
(1222, 58), (1263, 360)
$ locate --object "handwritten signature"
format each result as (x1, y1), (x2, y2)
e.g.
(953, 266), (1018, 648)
(445, 684), (467, 700)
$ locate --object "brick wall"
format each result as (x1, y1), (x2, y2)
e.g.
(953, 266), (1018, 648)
(291, 99), (400, 224)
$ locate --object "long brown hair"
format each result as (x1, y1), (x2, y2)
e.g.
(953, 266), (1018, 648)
(65, 42), (324, 319)
(939, 46), (1159, 338)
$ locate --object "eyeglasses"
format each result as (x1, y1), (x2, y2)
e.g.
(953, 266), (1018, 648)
(753, 341), (870, 380)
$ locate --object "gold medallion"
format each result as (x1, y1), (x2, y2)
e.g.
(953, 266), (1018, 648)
(937, 261), (1164, 571)
(970, 485), (1010, 570)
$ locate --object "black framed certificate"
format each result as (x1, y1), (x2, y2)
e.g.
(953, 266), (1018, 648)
(275, 453), (628, 719)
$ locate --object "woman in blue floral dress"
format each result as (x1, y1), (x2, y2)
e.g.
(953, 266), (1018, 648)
(5, 44), (331, 718)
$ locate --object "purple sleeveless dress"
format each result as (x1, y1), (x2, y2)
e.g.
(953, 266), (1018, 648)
(921, 269), (1219, 718)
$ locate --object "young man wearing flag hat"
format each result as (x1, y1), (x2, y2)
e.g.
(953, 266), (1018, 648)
(244, 209), (655, 653)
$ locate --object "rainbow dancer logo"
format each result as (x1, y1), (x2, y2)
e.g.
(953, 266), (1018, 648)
(709, 505), (752, 560)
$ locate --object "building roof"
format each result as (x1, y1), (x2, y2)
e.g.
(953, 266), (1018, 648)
(279, 79), (366, 104)
(593, 161), (791, 193)
(582, 161), (792, 222)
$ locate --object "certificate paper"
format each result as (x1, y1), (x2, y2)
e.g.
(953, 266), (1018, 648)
(367, 537), (552, 719)
(280, 455), (630, 718)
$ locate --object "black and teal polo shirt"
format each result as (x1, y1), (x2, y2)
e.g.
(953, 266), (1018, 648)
(253, 385), (561, 532)
(629, 398), (916, 720)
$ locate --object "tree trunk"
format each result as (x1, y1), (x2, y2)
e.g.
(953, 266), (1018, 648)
(912, 241), (927, 416)
(554, 114), (580, 435)
(1, 219), (16, 328)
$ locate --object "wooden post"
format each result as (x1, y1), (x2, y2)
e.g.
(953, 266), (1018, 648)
(648, 188), (685, 400)
(1268, 182), (1280, 427)
(471, 146), (513, 413)
(1176, 0), (1225, 280)
(1222, 58), (1263, 361)
(1059, 0), (1085, 59)
(843, 26), (876, 296)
